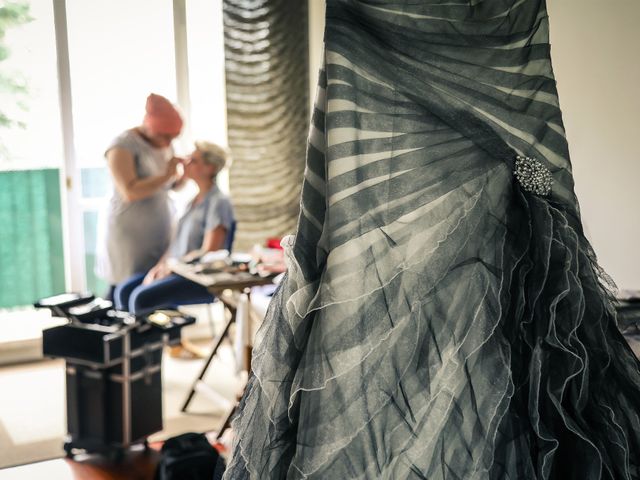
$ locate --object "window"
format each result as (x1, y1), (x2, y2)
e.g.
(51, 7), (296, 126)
(65, 0), (177, 295)
(0, 0), (227, 308)
(0, 0), (65, 308)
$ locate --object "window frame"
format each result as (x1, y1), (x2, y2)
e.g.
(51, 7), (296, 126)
(51, 0), (193, 292)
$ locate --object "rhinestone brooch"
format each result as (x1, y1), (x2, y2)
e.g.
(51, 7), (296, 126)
(514, 155), (553, 196)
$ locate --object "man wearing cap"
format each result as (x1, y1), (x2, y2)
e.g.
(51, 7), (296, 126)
(96, 93), (184, 299)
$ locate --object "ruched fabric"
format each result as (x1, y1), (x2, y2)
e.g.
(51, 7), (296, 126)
(224, 1), (640, 478)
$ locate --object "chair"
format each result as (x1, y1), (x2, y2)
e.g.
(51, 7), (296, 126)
(223, 220), (236, 253)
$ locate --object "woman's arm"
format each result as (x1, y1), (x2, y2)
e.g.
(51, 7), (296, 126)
(107, 147), (179, 202)
(170, 166), (187, 191)
(202, 225), (228, 252)
(180, 225), (228, 263)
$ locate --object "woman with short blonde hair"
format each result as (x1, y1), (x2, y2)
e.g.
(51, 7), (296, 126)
(114, 141), (235, 317)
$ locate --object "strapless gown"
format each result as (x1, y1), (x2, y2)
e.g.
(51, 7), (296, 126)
(225, 1), (640, 478)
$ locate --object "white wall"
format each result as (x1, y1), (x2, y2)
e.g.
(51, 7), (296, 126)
(308, 0), (640, 290)
(547, 0), (640, 290)
(308, 0), (326, 112)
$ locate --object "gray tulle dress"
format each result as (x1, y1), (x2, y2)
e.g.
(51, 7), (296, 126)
(96, 129), (174, 285)
(225, 1), (640, 478)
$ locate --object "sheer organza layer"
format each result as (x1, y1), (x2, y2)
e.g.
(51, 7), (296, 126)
(224, 1), (640, 479)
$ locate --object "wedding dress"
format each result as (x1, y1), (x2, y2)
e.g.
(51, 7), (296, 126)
(224, 1), (640, 478)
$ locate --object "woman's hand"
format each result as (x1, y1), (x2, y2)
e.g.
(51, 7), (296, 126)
(143, 261), (172, 285)
(164, 156), (182, 181)
(181, 249), (204, 264)
(170, 157), (187, 190)
(107, 148), (183, 202)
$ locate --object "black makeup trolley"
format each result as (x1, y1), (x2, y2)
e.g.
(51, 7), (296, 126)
(36, 293), (194, 461)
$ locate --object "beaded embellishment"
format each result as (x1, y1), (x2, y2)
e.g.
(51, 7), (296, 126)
(514, 155), (553, 196)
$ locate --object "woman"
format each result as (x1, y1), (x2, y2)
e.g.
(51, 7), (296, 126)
(96, 93), (183, 299)
(114, 141), (234, 315)
(224, 1), (640, 479)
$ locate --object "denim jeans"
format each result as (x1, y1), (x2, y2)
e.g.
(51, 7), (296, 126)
(114, 272), (214, 315)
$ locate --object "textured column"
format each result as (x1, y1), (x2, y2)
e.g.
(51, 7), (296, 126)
(223, 0), (309, 251)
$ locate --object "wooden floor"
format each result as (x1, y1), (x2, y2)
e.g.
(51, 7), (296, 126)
(0, 445), (161, 480)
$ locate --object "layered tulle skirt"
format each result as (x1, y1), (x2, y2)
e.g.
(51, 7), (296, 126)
(224, 1), (640, 478)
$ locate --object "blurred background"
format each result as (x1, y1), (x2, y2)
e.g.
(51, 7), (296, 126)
(0, 0), (638, 472)
(0, 0), (637, 312)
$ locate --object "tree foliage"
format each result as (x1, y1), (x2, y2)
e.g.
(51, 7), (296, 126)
(0, 1), (32, 130)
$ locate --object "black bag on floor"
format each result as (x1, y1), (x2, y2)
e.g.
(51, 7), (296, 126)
(155, 432), (225, 480)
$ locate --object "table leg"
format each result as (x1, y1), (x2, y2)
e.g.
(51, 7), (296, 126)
(180, 301), (237, 413)
(215, 404), (238, 440)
